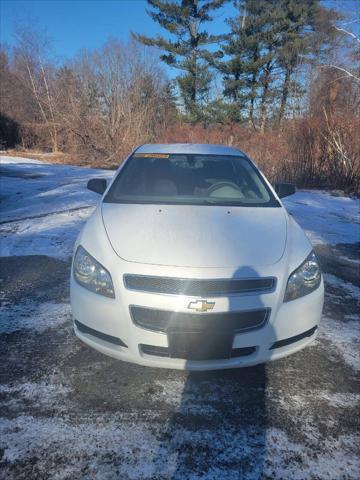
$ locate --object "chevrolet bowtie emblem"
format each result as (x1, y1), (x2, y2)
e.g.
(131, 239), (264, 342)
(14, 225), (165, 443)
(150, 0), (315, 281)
(188, 300), (215, 313)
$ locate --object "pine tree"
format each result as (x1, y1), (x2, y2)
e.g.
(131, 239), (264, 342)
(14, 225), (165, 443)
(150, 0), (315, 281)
(217, 0), (281, 128)
(275, 1), (328, 125)
(133, 0), (227, 121)
(217, 0), (338, 129)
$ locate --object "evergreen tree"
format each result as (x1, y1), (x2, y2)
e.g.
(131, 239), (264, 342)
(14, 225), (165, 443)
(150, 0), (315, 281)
(275, 0), (338, 125)
(217, 0), (281, 128)
(217, 0), (338, 129)
(133, 0), (227, 121)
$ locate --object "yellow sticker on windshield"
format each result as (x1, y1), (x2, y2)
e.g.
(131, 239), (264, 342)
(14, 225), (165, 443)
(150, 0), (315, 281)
(133, 153), (169, 158)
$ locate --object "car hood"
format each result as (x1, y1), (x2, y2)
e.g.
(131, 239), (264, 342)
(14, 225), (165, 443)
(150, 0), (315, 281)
(101, 204), (287, 268)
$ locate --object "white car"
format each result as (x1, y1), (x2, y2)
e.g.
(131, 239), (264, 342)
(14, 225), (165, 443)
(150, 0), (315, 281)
(70, 144), (324, 370)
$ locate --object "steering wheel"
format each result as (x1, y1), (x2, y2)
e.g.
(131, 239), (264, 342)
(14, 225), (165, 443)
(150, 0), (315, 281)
(206, 181), (243, 198)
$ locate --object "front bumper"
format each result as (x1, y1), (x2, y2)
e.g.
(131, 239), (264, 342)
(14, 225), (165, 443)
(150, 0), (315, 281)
(70, 265), (324, 370)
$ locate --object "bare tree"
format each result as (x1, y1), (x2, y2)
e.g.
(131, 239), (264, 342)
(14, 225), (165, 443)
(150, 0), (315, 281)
(319, 20), (360, 83)
(13, 27), (60, 152)
(58, 39), (169, 162)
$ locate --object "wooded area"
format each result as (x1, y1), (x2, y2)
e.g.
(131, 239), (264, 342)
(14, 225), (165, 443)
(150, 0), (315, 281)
(0, 0), (359, 193)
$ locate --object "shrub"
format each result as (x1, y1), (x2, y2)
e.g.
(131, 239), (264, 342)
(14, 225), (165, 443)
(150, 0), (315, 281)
(0, 113), (20, 149)
(157, 119), (359, 195)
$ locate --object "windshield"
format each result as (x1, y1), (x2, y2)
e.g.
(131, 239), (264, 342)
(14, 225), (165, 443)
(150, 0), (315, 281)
(104, 153), (279, 207)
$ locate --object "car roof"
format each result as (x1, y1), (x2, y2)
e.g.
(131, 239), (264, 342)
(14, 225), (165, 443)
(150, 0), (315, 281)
(135, 143), (245, 156)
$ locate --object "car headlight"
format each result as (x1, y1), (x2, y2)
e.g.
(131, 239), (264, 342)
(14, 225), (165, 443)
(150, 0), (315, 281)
(73, 246), (115, 298)
(284, 251), (321, 302)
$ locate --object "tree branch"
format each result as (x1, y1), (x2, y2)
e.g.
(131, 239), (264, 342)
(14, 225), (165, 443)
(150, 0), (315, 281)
(318, 64), (360, 82)
(334, 26), (360, 43)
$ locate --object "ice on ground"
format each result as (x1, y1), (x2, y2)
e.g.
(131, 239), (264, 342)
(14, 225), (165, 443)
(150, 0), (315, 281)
(324, 273), (360, 298)
(0, 381), (72, 413)
(0, 207), (93, 258)
(318, 392), (359, 409)
(319, 316), (360, 371)
(283, 190), (360, 246)
(0, 415), (358, 480)
(0, 301), (71, 334)
(321, 273), (360, 371)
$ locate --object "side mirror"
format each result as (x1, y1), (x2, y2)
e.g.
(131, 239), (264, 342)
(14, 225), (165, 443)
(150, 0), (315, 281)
(275, 183), (296, 198)
(87, 178), (107, 195)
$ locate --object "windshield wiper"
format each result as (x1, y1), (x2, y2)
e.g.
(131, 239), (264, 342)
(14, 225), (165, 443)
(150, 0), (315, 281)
(201, 198), (247, 206)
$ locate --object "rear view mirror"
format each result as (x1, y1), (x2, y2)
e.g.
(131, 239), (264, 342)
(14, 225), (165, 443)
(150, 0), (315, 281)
(87, 178), (107, 195)
(275, 183), (296, 198)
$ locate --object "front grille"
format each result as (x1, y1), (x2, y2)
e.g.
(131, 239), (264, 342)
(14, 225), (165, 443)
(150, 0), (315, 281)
(130, 306), (270, 333)
(124, 274), (276, 296)
(140, 343), (256, 360)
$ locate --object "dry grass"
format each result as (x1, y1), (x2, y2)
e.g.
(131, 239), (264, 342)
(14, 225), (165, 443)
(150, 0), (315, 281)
(158, 123), (288, 183)
(158, 119), (360, 194)
(2, 149), (116, 170)
(4, 115), (359, 195)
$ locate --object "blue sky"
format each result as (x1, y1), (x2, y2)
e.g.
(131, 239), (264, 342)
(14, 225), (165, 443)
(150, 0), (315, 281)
(0, 0), (358, 67)
(0, 0), (236, 60)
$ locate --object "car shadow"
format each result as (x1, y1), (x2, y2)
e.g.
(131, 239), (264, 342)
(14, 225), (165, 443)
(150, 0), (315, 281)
(153, 266), (274, 479)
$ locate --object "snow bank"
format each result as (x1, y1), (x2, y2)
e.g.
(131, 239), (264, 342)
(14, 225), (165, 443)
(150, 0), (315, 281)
(0, 155), (114, 258)
(283, 190), (359, 246)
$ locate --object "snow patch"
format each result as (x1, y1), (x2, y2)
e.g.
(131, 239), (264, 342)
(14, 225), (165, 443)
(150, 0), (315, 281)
(319, 392), (359, 409)
(0, 155), (113, 258)
(265, 428), (359, 480)
(284, 190), (360, 246)
(319, 316), (360, 371)
(324, 273), (360, 299)
(0, 381), (71, 413)
(0, 208), (93, 258)
(0, 416), (358, 479)
(0, 301), (71, 334)
(0, 155), (46, 165)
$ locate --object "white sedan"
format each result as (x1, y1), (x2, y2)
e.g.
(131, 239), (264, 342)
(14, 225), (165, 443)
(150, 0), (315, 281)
(70, 144), (324, 370)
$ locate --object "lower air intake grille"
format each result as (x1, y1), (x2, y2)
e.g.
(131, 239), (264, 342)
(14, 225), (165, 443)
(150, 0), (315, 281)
(75, 320), (127, 347)
(131, 306), (270, 333)
(270, 326), (317, 350)
(140, 344), (256, 360)
(140, 344), (170, 357)
(124, 275), (275, 296)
